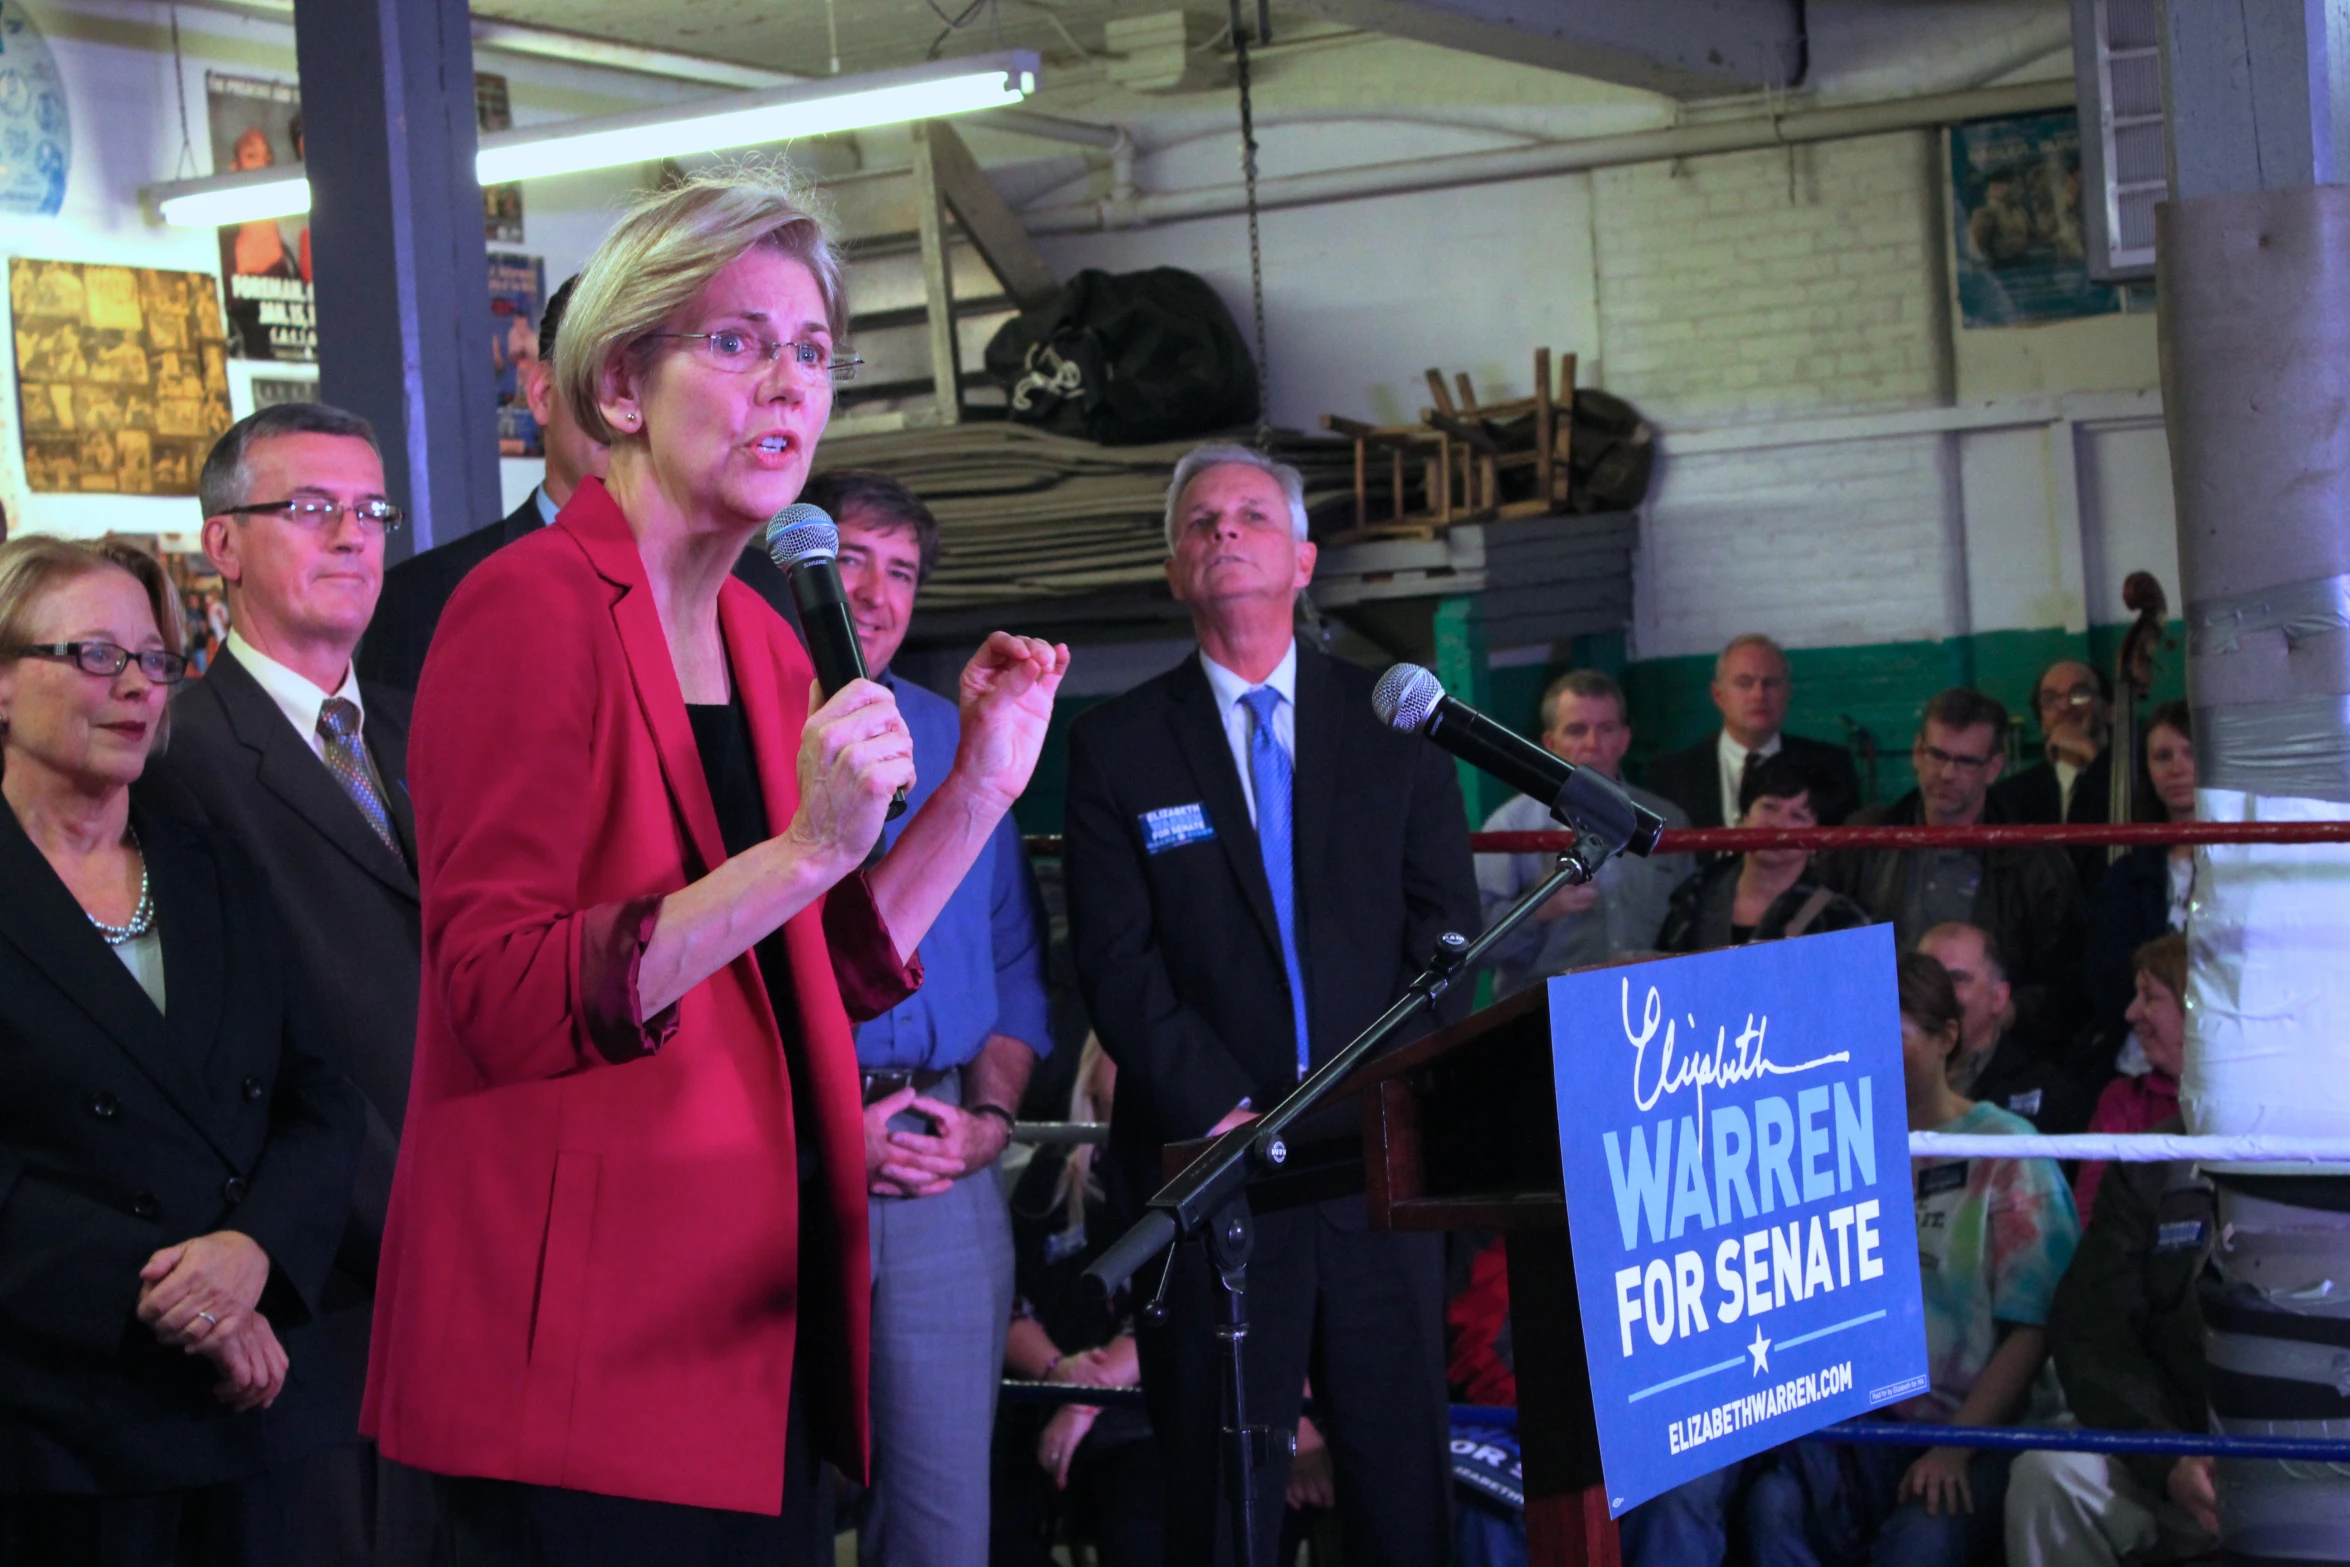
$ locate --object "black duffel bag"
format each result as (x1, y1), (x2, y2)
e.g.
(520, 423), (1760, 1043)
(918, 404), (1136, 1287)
(982, 267), (1258, 445)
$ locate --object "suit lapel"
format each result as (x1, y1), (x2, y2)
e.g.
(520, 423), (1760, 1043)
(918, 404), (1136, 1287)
(1288, 647), (1340, 926)
(362, 689), (421, 877)
(204, 651), (419, 899)
(140, 809), (234, 1109)
(0, 809), (233, 1160)
(1169, 655), (1284, 957)
(560, 482), (729, 879)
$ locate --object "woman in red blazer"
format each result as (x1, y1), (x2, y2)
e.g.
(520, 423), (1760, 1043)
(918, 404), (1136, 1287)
(362, 172), (1067, 1564)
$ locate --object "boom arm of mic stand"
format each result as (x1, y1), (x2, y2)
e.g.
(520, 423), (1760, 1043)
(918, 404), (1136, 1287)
(1084, 834), (1616, 1295)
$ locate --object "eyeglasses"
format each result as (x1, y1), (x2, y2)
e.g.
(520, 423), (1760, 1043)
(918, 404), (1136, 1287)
(2037, 685), (2099, 712)
(217, 497), (405, 534)
(15, 641), (190, 683)
(649, 330), (863, 383)
(1915, 744), (1996, 773)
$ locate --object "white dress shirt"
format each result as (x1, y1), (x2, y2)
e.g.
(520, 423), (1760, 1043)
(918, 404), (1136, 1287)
(1198, 640), (1297, 827)
(225, 627), (366, 763)
(1716, 728), (1782, 825)
(532, 483), (559, 528)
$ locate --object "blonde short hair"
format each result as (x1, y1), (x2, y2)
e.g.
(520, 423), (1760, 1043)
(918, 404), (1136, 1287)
(0, 536), (186, 751)
(557, 168), (847, 446)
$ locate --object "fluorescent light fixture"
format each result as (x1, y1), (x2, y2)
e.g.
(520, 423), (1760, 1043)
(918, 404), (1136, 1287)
(146, 51), (1039, 227)
(153, 171), (313, 228)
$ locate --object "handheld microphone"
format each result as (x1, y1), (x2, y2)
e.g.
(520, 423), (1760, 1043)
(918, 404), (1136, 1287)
(1372, 663), (1663, 858)
(764, 504), (907, 822)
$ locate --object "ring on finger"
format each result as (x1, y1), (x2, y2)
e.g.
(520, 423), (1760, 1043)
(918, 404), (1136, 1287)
(196, 1310), (219, 1330)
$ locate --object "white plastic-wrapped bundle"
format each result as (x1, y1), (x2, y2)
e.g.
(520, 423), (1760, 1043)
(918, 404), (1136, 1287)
(2181, 788), (2350, 1160)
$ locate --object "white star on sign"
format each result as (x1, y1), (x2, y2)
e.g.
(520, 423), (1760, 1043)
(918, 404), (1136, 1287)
(1747, 1328), (1772, 1375)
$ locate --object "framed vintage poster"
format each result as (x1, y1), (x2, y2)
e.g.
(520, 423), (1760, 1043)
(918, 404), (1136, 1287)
(10, 259), (234, 495)
(1949, 110), (2155, 329)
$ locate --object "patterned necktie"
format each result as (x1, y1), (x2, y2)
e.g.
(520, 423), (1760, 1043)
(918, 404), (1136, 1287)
(317, 698), (405, 862)
(1241, 686), (1311, 1079)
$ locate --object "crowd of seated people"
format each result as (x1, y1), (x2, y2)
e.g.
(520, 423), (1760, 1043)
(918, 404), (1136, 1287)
(1448, 638), (2217, 1567)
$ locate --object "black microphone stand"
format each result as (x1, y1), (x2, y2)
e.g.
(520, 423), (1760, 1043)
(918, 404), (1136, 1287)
(1086, 805), (1642, 1567)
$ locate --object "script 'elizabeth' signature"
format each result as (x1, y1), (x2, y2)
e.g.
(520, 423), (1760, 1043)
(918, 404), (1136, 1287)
(1623, 977), (1851, 1136)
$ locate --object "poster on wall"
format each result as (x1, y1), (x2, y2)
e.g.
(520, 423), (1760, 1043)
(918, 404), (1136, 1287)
(477, 73), (524, 243)
(487, 250), (544, 456)
(0, 0), (70, 217)
(206, 72), (314, 362)
(10, 259), (234, 494)
(1949, 111), (2154, 329)
(109, 535), (230, 675)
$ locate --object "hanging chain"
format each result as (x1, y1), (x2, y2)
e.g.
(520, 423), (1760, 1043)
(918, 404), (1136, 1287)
(168, 5), (199, 180)
(1230, 0), (1271, 451)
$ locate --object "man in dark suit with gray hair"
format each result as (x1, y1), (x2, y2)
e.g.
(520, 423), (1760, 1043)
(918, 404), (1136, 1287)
(1064, 442), (1479, 1565)
(139, 402), (432, 1563)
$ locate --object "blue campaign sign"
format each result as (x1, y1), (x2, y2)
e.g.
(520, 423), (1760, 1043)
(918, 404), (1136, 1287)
(1549, 924), (1927, 1518)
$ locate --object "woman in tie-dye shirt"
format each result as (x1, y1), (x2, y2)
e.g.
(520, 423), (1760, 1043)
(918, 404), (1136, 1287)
(1739, 953), (2080, 1567)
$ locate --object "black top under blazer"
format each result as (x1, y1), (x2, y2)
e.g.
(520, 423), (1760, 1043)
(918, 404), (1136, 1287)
(1063, 646), (1480, 1215)
(0, 804), (363, 1496)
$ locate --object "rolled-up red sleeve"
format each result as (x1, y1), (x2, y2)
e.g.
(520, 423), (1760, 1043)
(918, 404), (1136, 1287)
(822, 869), (923, 1022)
(579, 894), (683, 1063)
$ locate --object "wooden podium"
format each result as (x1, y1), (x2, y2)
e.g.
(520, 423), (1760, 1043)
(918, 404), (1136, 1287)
(1339, 982), (1615, 1567)
(1168, 982), (1615, 1567)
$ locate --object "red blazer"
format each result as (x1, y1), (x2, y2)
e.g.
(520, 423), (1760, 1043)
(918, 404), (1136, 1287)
(361, 479), (918, 1513)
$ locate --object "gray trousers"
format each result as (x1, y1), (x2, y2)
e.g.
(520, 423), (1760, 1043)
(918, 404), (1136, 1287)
(859, 1156), (1015, 1567)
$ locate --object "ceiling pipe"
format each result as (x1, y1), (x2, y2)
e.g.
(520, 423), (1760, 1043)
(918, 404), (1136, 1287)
(1021, 76), (2077, 233)
(170, 0), (1127, 151)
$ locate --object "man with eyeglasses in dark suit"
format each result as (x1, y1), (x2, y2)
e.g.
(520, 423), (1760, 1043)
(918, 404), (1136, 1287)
(1818, 687), (2087, 1089)
(139, 402), (434, 1564)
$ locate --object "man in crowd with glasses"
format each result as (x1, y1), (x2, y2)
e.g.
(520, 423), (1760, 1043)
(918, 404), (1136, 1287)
(1646, 632), (1863, 832)
(1822, 688), (2087, 1075)
(1995, 658), (2119, 889)
(139, 403), (433, 1563)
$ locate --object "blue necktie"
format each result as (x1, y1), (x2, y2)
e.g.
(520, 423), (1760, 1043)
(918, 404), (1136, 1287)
(1241, 686), (1311, 1078)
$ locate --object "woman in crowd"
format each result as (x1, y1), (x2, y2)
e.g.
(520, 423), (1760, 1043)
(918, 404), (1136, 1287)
(2085, 702), (2194, 1047)
(0, 537), (361, 1564)
(1657, 751), (1871, 951)
(362, 170), (1066, 1566)
(2073, 933), (2189, 1216)
(994, 1036), (1159, 1567)
(1739, 952), (2079, 1567)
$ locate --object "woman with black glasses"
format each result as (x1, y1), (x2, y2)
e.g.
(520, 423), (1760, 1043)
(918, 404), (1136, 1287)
(0, 536), (361, 1565)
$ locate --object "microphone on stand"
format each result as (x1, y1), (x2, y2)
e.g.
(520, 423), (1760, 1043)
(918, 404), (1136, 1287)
(1372, 662), (1662, 858)
(764, 504), (908, 822)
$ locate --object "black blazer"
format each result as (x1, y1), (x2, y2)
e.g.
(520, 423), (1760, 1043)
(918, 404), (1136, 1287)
(1063, 646), (1479, 1212)
(137, 649), (417, 1254)
(359, 488), (807, 691)
(1995, 749), (2122, 890)
(1645, 730), (1863, 829)
(0, 804), (362, 1496)
(356, 492), (544, 690)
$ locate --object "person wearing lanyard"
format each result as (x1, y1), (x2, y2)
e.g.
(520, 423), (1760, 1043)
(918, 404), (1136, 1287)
(803, 469), (1054, 1567)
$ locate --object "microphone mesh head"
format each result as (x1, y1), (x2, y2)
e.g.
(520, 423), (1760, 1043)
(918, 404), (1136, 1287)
(1372, 663), (1444, 733)
(764, 504), (837, 568)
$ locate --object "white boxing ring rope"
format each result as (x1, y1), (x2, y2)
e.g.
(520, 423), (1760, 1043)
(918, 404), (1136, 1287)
(1908, 1132), (2350, 1164)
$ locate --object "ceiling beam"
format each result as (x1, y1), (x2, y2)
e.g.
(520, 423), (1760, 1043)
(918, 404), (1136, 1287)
(1302, 0), (1805, 96)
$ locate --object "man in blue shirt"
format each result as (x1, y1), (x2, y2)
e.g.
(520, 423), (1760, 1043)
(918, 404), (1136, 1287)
(803, 469), (1054, 1567)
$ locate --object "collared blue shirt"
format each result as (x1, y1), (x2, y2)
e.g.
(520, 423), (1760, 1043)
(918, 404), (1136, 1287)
(853, 670), (1054, 1070)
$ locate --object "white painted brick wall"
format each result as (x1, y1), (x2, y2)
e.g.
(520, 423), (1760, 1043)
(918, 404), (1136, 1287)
(1593, 132), (1946, 425)
(1632, 432), (1959, 659)
(1597, 131), (1961, 656)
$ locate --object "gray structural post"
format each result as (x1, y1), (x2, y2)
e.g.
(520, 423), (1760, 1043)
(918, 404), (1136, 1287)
(2157, 3), (2350, 1560)
(292, 0), (503, 558)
